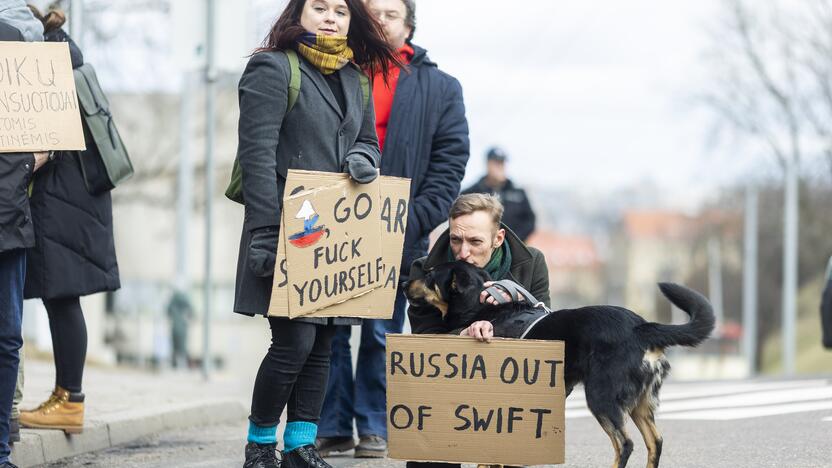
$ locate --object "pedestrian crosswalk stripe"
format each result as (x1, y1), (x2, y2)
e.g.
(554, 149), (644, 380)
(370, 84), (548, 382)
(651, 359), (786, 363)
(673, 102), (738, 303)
(565, 379), (832, 421)
(823, 416), (832, 422)
(659, 401), (832, 420)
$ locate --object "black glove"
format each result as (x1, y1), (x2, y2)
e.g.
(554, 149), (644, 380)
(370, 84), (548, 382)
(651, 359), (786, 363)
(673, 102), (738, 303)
(343, 153), (378, 184)
(248, 226), (279, 277)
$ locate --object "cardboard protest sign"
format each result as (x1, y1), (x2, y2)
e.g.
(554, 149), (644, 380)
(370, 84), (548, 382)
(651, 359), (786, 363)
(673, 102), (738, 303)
(268, 170), (410, 319)
(282, 179), (383, 315)
(0, 42), (85, 152)
(387, 335), (565, 466)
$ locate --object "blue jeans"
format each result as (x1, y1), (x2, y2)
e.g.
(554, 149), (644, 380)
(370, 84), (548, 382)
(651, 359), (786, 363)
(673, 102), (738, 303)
(0, 249), (25, 464)
(318, 289), (407, 439)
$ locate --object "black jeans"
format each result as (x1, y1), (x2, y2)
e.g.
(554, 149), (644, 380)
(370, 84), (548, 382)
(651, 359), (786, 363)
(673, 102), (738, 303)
(250, 318), (336, 427)
(44, 297), (87, 393)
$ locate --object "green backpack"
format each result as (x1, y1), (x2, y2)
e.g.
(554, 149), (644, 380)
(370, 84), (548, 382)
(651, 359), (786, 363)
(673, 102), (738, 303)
(225, 49), (371, 204)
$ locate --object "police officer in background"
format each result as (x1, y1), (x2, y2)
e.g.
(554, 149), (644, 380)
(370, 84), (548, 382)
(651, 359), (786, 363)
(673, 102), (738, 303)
(463, 146), (536, 241)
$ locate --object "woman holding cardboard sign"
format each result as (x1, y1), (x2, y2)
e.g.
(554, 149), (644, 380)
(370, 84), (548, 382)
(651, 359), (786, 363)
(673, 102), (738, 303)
(231, 1), (398, 467)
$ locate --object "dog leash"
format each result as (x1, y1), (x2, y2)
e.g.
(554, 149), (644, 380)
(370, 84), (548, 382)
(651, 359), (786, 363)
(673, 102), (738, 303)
(484, 280), (550, 311)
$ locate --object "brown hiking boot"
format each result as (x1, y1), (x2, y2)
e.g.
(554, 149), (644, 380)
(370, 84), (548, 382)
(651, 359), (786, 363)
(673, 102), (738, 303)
(19, 386), (84, 434)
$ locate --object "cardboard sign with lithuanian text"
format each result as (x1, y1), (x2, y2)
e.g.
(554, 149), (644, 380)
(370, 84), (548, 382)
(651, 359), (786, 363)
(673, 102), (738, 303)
(387, 334), (565, 465)
(268, 170), (410, 319)
(0, 42), (85, 152)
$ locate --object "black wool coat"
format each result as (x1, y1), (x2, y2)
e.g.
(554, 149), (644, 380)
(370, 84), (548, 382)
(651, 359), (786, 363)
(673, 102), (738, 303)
(381, 44), (470, 279)
(0, 21), (36, 254)
(24, 30), (120, 299)
(233, 50), (379, 323)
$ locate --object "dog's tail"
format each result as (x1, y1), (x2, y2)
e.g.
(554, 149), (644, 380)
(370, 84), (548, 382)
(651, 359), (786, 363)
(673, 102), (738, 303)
(635, 283), (716, 349)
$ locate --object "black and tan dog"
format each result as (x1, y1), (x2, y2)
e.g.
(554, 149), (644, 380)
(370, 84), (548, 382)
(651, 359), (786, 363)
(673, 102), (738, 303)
(406, 261), (715, 468)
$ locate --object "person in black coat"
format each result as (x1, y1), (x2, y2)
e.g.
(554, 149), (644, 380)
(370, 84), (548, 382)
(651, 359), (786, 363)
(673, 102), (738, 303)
(317, 0), (470, 458)
(16, 6), (119, 437)
(232, 1), (399, 467)
(463, 147), (536, 242)
(0, 4), (43, 466)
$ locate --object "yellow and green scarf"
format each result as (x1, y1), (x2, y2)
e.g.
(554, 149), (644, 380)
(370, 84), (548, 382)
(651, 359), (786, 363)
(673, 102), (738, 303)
(296, 32), (354, 75)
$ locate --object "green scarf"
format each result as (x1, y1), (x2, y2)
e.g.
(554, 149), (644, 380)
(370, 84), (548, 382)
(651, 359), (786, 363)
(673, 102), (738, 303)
(296, 32), (354, 75)
(448, 241), (512, 280)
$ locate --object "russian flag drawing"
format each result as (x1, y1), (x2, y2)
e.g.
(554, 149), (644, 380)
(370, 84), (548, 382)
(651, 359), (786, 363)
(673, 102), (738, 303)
(289, 199), (327, 248)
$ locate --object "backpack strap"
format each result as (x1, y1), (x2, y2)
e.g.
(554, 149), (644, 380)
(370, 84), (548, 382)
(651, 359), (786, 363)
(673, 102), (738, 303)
(285, 49), (301, 113)
(358, 73), (370, 110)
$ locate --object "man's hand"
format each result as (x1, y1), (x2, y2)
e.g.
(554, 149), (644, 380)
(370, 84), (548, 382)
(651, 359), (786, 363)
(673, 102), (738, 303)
(33, 151), (50, 172)
(480, 281), (524, 306)
(460, 320), (494, 342)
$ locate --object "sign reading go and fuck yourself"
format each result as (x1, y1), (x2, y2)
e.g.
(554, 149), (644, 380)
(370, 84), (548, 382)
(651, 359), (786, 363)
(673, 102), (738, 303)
(387, 335), (566, 466)
(269, 169), (410, 319)
(0, 42), (85, 152)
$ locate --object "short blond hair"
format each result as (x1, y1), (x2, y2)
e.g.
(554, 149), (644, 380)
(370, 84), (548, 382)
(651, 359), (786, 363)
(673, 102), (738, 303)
(449, 193), (504, 228)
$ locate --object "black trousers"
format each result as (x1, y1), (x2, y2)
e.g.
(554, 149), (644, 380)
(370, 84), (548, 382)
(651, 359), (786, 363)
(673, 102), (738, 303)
(44, 297), (87, 393)
(249, 318), (336, 427)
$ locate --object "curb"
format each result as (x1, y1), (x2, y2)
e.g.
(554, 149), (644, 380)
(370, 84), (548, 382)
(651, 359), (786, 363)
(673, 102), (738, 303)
(11, 398), (247, 467)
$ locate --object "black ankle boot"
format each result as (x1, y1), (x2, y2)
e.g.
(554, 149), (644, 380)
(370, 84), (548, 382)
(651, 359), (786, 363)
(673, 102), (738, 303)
(282, 445), (332, 468)
(243, 442), (280, 468)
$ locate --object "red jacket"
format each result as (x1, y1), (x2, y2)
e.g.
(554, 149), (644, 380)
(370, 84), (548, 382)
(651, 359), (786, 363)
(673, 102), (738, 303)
(372, 44), (414, 151)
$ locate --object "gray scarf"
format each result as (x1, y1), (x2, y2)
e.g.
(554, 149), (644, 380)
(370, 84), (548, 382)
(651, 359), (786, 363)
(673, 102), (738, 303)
(0, 0), (43, 42)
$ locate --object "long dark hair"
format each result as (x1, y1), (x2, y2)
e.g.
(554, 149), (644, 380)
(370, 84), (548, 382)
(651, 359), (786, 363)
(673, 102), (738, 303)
(261, 0), (400, 78)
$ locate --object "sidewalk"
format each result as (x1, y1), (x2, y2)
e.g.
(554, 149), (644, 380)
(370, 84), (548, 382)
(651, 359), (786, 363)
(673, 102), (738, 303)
(10, 360), (249, 467)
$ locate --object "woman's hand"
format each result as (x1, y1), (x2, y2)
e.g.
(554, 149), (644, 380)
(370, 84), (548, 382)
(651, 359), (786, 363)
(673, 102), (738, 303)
(248, 226), (279, 277)
(33, 151), (51, 172)
(460, 320), (494, 343)
(343, 153), (378, 184)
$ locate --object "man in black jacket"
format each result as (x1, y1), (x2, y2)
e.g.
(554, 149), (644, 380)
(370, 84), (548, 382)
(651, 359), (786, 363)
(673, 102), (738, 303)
(317, 0), (469, 459)
(0, 4), (45, 466)
(463, 147), (536, 242)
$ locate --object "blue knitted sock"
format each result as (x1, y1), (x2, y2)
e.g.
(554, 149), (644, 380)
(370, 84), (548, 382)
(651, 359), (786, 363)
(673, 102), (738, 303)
(247, 421), (277, 445)
(283, 421), (318, 452)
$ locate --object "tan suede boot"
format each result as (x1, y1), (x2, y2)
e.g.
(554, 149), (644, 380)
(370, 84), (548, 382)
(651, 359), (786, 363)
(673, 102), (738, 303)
(19, 386), (84, 434)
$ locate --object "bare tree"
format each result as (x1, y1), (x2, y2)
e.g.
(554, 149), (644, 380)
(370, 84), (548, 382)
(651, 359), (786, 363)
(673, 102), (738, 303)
(703, 0), (832, 172)
(703, 0), (832, 372)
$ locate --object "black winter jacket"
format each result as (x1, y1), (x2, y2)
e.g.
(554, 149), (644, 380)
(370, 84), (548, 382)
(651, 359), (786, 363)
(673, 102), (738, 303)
(380, 44), (469, 278)
(463, 177), (536, 242)
(0, 20), (36, 254)
(24, 30), (120, 299)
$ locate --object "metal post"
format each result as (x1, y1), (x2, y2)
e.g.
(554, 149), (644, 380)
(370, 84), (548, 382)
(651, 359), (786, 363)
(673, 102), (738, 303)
(782, 157), (799, 376)
(202, 0), (216, 380)
(742, 184), (758, 375)
(176, 72), (194, 294)
(68, 0), (84, 50)
(708, 237), (725, 328)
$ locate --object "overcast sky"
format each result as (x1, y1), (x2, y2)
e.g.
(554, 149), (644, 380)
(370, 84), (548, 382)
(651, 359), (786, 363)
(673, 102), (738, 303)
(250, 0), (767, 204)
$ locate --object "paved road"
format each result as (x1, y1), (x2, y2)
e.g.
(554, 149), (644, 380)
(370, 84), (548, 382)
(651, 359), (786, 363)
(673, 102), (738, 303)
(41, 379), (832, 467)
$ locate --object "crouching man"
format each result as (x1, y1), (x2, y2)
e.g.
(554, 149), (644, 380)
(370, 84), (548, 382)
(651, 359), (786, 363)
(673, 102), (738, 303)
(405, 193), (550, 468)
